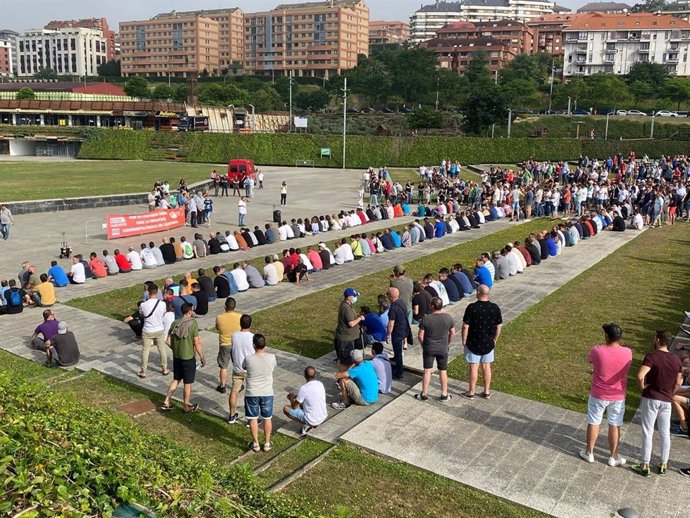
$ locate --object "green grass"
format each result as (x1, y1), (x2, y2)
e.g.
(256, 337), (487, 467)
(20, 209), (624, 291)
(282, 444), (549, 518)
(0, 160), (218, 201)
(449, 223), (690, 416)
(250, 219), (550, 358)
(255, 438), (332, 487)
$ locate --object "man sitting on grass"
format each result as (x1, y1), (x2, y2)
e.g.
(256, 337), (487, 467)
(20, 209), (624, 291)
(283, 366), (328, 436)
(332, 349), (379, 410)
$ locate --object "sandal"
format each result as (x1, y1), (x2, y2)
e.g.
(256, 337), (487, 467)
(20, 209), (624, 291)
(461, 391), (476, 400)
(414, 393), (429, 401)
(263, 441), (273, 452)
(248, 441), (261, 453)
(183, 403), (199, 414)
(137, 371), (146, 379)
(161, 369), (170, 376)
(481, 392), (491, 399)
(159, 404), (173, 411)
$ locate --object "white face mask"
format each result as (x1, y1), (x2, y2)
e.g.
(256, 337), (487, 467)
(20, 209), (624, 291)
(351, 297), (358, 304)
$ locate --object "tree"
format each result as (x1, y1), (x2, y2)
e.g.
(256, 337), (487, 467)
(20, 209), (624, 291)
(124, 77), (150, 98)
(172, 84), (187, 102)
(627, 62), (668, 86)
(34, 67), (57, 79)
(295, 88), (330, 111)
(500, 78), (541, 110)
(662, 77), (690, 109)
(98, 60), (121, 77)
(407, 107), (443, 133)
(151, 84), (173, 100)
(16, 87), (35, 100)
(631, 0), (667, 11)
(629, 80), (654, 107)
(197, 83), (249, 106)
(461, 53), (507, 134)
(588, 74), (633, 110)
(346, 55), (392, 107)
(249, 86), (284, 111)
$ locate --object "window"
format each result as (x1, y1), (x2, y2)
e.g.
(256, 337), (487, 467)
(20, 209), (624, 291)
(172, 23), (183, 50)
(136, 26), (146, 51)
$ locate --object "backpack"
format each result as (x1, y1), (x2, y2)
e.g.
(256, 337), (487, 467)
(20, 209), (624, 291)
(8, 288), (21, 307)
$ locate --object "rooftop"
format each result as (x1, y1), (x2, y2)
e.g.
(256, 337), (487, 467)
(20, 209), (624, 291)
(416, 0), (553, 12)
(274, 0), (365, 9)
(153, 8), (241, 19)
(576, 2), (631, 12)
(565, 11), (690, 30)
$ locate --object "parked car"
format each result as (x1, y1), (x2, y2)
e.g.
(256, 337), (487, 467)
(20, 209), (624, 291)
(571, 109), (590, 116)
(654, 110), (679, 117)
(676, 111), (689, 117)
(626, 109), (647, 116)
(383, 107), (395, 113)
(599, 108), (615, 115)
(616, 110), (627, 116)
(400, 106), (412, 113)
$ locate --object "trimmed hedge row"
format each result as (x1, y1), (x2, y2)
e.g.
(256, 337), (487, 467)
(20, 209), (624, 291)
(77, 129), (690, 167)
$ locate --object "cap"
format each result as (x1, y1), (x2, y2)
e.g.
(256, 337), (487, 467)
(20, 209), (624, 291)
(350, 349), (364, 362)
(505, 243), (513, 249)
(393, 264), (405, 275)
(57, 321), (68, 334)
(344, 288), (360, 298)
(318, 242), (327, 249)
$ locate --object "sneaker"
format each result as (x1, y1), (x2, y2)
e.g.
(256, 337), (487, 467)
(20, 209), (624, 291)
(658, 463), (667, 475)
(332, 402), (349, 410)
(579, 450), (594, 464)
(301, 424), (315, 436)
(414, 393), (429, 401)
(608, 456), (626, 467)
(461, 391), (476, 400)
(216, 385), (227, 394)
(671, 425), (689, 437)
(227, 413), (239, 424)
(440, 394), (453, 402)
(630, 464), (651, 477)
(679, 467), (690, 477)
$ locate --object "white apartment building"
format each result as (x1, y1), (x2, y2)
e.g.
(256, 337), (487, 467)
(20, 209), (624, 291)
(410, 0), (556, 44)
(563, 12), (690, 77)
(16, 27), (107, 77)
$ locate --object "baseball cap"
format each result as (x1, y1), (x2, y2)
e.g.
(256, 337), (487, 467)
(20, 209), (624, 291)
(350, 349), (364, 362)
(393, 265), (405, 275)
(57, 321), (68, 334)
(344, 288), (360, 298)
(318, 242), (327, 249)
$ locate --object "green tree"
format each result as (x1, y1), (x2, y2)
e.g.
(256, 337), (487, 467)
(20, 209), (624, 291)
(554, 77), (593, 109)
(461, 53), (507, 134)
(124, 76), (150, 98)
(98, 60), (121, 77)
(249, 86), (283, 111)
(627, 62), (668, 86)
(346, 55), (392, 107)
(15, 87), (35, 100)
(629, 80), (654, 107)
(407, 107), (443, 133)
(172, 84), (187, 102)
(632, 0), (667, 11)
(295, 88), (330, 111)
(34, 67), (57, 79)
(501, 78), (540, 109)
(588, 74), (633, 110)
(662, 77), (690, 109)
(151, 84), (173, 100)
(198, 83), (249, 106)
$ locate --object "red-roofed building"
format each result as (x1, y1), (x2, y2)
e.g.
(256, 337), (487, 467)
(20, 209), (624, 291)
(527, 13), (585, 55)
(72, 83), (126, 96)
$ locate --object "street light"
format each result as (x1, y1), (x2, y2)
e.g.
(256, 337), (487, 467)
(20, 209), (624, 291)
(605, 113), (610, 140)
(507, 109), (512, 138)
(567, 96), (571, 115)
(435, 75), (440, 111)
(548, 59), (556, 112)
(342, 77), (348, 170)
(248, 104), (255, 132)
(288, 70), (294, 132)
(650, 112), (656, 138)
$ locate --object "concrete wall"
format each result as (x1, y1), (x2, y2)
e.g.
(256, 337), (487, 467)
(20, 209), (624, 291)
(9, 139), (36, 156)
(6, 180), (214, 215)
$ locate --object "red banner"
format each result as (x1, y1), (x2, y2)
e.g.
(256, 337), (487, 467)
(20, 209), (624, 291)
(106, 208), (186, 239)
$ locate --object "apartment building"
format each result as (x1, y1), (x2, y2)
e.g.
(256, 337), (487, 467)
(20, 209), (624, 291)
(369, 20), (410, 45)
(153, 9), (244, 71)
(576, 2), (631, 14)
(563, 12), (690, 77)
(16, 28), (107, 77)
(119, 14), (220, 77)
(662, 1), (690, 22)
(45, 18), (116, 61)
(437, 19), (535, 54)
(0, 30), (20, 75)
(410, 0), (557, 44)
(527, 13), (582, 55)
(244, 0), (369, 78)
(425, 35), (516, 74)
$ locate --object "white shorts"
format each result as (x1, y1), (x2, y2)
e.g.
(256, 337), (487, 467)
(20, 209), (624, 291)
(587, 396), (625, 426)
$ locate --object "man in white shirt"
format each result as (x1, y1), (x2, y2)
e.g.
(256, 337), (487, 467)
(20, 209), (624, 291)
(263, 256), (280, 286)
(333, 239), (354, 265)
(140, 243), (158, 269)
(224, 231), (240, 251)
(138, 283), (168, 378)
(283, 365), (327, 435)
(231, 262), (250, 292)
(68, 256), (86, 284)
(227, 314), (255, 424)
(127, 246), (143, 271)
(629, 210), (644, 230)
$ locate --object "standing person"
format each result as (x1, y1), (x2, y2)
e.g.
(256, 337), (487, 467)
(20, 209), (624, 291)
(243, 334), (277, 453)
(579, 323), (632, 467)
(0, 204), (13, 240)
(630, 330), (683, 477)
(214, 297), (241, 393)
(461, 285), (502, 400)
(386, 287), (411, 380)
(258, 171), (265, 189)
(335, 288), (363, 372)
(138, 284), (168, 379)
(160, 303), (206, 413)
(283, 366), (328, 436)
(227, 314), (255, 423)
(416, 297), (456, 401)
(238, 196), (248, 226)
(280, 182), (288, 206)
(390, 265), (414, 326)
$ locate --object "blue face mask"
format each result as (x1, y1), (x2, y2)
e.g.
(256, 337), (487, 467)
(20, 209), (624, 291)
(351, 296), (358, 304)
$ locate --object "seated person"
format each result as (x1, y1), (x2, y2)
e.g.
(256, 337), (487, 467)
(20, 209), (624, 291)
(67, 256), (86, 284)
(31, 274), (57, 307)
(191, 284), (209, 316)
(451, 264), (475, 296)
(102, 250), (120, 275)
(231, 263), (250, 292)
(332, 349), (380, 409)
(287, 259), (309, 285)
(45, 321), (80, 367)
(438, 268), (460, 304)
(159, 238), (177, 264)
(31, 309), (59, 350)
(123, 302), (144, 338)
(113, 249), (132, 273)
(48, 260), (69, 287)
(371, 342), (392, 395)
(611, 212), (626, 232)
(127, 247), (144, 270)
(361, 306), (387, 344)
(244, 261), (265, 289)
(89, 252), (108, 278)
(283, 366), (328, 436)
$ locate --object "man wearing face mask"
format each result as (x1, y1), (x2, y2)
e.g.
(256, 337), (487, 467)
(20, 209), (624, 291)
(335, 288), (363, 372)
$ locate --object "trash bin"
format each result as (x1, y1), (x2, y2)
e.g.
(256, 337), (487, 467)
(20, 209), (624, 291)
(273, 209), (281, 224)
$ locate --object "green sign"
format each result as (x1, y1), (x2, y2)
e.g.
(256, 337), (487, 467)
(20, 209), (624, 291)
(320, 147), (331, 158)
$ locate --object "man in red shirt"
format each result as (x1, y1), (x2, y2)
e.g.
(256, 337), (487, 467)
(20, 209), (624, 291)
(89, 253), (108, 278)
(113, 249), (131, 273)
(580, 323), (632, 467)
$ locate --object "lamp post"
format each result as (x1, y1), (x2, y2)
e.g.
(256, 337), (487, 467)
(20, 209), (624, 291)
(435, 75), (440, 111)
(507, 109), (512, 138)
(342, 77), (348, 170)
(567, 97), (571, 115)
(548, 59), (556, 112)
(605, 113), (610, 140)
(248, 103), (255, 132)
(491, 69), (499, 138)
(288, 70), (294, 132)
(650, 112), (656, 138)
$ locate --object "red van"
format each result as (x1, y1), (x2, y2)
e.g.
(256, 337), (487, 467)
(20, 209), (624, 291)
(227, 159), (255, 182)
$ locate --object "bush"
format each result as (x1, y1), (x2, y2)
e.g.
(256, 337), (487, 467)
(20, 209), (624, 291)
(0, 372), (307, 517)
(76, 129), (690, 167)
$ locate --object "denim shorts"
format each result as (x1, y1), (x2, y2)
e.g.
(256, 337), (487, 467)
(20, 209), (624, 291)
(287, 407), (307, 424)
(244, 395), (274, 420)
(587, 396), (625, 426)
(464, 346), (494, 364)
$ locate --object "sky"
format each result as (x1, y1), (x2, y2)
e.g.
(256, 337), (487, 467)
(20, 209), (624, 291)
(2, 0), (590, 32)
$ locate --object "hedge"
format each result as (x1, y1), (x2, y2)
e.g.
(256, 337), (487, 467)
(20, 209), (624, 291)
(76, 129), (690, 168)
(0, 371), (308, 517)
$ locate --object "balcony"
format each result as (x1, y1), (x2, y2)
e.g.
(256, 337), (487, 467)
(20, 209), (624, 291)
(667, 55), (680, 63)
(638, 47), (650, 53)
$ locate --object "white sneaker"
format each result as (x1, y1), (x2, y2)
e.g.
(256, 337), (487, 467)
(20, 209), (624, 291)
(579, 450), (594, 463)
(608, 456), (626, 467)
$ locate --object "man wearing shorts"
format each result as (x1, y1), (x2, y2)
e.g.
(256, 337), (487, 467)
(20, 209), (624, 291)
(461, 285), (502, 400)
(579, 323), (632, 466)
(416, 297), (455, 401)
(227, 314), (255, 424)
(160, 303), (205, 413)
(334, 288), (363, 371)
(215, 297), (241, 393)
(332, 349), (379, 409)
(283, 366), (328, 436)
(243, 334), (277, 453)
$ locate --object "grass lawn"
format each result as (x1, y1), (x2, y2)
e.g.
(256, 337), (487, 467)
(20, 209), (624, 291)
(0, 160), (220, 202)
(255, 438), (332, 488)
(449, 223), (690, 416)
(282, 444), (549, 518)
(249, 219), (549, 358)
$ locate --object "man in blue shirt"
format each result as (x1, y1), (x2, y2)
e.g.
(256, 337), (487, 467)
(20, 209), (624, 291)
(389, 229), (402, 248)
(434, 217), (446, 238)
(546, 233), (558, 257)
(48, 261), (69, 287)
(439, 268), (460, 304)
(474, 259), (494, 289)
(332, 349), (379, 409)
(451, 263), (475, 296)
(361, 306), (387, 343)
